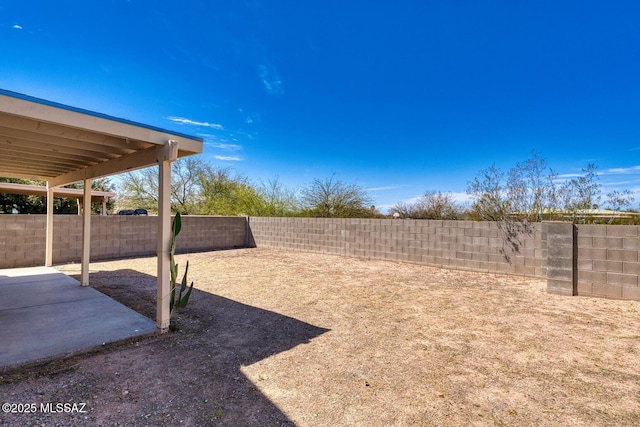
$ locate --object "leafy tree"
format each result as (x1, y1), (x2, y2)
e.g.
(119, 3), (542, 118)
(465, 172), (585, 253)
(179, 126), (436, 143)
(171, 158), (206, 214)
(605, 189), (634, 212)
(506, 151), (558, 222)
(117, 159), (294, 216)
(118, 167), (160, 213)
(466, 164), (509, 221)
(253, 177), (300, 217)
(196, 165), (264, 216)
(300, 174), (375, 218)
(118, 158), (206, 214)
(465, 153), (565, 261)
(391, 191), (461, 220)
(604, 189), (635, 224)
(0, 177), (46, 214)
(466, 154), (640, 225)
(467, 152), (563, 222)
(390, 201), (413, 219)
(559, 163), (601, 223)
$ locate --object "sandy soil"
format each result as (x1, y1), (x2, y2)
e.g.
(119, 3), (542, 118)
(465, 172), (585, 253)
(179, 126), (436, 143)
(1, 248), (639, 426)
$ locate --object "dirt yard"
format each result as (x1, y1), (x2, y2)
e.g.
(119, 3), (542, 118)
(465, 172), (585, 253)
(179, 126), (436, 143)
(1, 248), (639, 426)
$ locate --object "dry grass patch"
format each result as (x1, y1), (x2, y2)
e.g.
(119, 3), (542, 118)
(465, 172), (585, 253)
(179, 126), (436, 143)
(2, 248), (639, 426)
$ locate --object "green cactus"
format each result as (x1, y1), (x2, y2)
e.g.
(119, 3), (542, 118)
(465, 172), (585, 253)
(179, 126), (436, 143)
(169, 212), (194, 330)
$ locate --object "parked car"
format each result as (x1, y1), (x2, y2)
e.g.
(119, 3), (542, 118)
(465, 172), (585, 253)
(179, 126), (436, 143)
(117, 209), (148, 216)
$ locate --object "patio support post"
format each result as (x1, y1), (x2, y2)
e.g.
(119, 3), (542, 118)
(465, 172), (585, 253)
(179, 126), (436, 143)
(81, 178), (92, 286)
(45, 182), (54, 267)
(157, 140), (178, 331)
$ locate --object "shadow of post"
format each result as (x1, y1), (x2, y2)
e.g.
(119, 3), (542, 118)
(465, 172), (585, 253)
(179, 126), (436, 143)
(68, 269), (330, 425)
(245, 217), (257, 248)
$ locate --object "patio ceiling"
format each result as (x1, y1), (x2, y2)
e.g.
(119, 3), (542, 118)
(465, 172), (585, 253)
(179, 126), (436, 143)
(0, 89), (202, 186)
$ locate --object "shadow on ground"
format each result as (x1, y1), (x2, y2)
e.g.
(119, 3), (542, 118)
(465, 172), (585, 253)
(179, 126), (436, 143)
(1, 269), (329, 426)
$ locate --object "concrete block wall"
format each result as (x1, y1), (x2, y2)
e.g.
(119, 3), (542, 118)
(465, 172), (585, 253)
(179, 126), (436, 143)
(0, 215), (247, 268)
(247, 217), (545, 277)
(248, 217), (639, 301)
(2, 215), (638, 301)
(576, 225), (640, 300)
(177, 215), (248, 253)
(0, 215), (47, 268)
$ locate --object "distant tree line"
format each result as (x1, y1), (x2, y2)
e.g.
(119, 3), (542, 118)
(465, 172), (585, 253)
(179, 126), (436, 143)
(116, 159), (383, 218)
(2, 151), (637, 224)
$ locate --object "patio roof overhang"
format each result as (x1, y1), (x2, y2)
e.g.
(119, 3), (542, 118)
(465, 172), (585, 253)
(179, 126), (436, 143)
(0, 89), (202, 184)
(0, 182), (114, 201)
(0, 89), (203, 331)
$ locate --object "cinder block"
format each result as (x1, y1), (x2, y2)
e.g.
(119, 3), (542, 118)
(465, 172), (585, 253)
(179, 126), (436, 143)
(472, 252), (489, 263)
(592, 237), (624, 249)
(592, 259), (623, 273)
(483, 228), (500, 238)
(514, 264), (536, 276)
(525, 257), (541, 268)
(577, 282), (593, 295)
(623, 238), (640, 250)
(488, 253), (506, 263)
(622, 286), (640, 300)
(578, 247), (607, 260)
(523, 238), (539, 249)
(472, 221), (491, 230)
(546, 221), (574, 235)
(606, 272), (638, 287)
(496, 262), (514, 273)
(606, 225), (638, 238)
(622, 262), (640, 275)
(458, 235), (473, 246)
(463, 259), (481, 270)
(463, 227), (477, 237)
(578, 259), (593, 271)
(448, 258), (463, 267)
(488, 237), (502, 247)
(547, 266), (573, 281)
(591, 283), (623, 299)
(547, 278), (575, 296)
(577, 236), (593, 248)
(433, 256), (450, 266)
(417, 253), (430, 264)
(607, 249), (638, 262)
(472, 236), (489, 246)
(6, 250), (26, 261)
(548, 244), (573, 258)
(577, 224), (606, 237)
(518, 248), (535, 258)
(450, 226), (465, 236)
(548, 234), (574, 247)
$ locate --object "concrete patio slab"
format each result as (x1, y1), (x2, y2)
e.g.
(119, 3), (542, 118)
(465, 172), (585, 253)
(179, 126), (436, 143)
(0, 266), (156, 370)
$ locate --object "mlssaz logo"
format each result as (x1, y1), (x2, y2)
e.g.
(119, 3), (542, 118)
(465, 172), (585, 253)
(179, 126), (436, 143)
(40, 403), (88, 414)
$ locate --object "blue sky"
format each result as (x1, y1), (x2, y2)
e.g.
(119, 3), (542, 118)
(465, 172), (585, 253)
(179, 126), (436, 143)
(2, 1), (640, 212)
